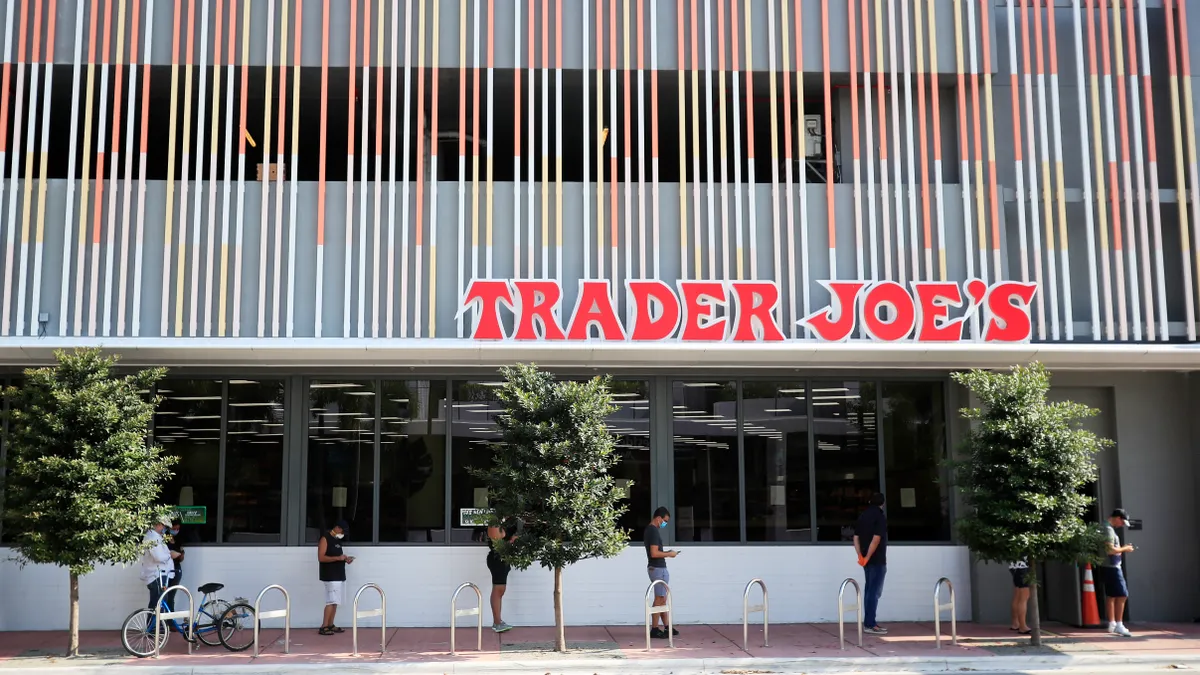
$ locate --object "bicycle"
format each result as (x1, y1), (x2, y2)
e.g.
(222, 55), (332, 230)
(120, 580), (247, 657)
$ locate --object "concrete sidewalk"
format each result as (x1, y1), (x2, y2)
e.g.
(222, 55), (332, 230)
(2, 621), (1200, 673)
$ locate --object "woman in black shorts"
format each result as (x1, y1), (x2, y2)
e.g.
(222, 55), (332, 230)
(486, 520), (518, 633)
(1009, 561), (1031, 634)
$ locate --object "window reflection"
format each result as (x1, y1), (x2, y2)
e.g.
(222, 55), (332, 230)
(603, 380), (652, 537)
(378, 380), (447, 543)
(306, 381), (375, 544)
(743, 382), (812, 542)
(449, 381), (505, 544)
(156, 380), (222, 543)
(882, 381), (949, 541)
(812, 382), (879, 542)
(224, 380), (285, 543)
(672, 381), (739, 542)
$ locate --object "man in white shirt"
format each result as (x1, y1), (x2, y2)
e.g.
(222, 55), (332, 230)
(140, 516), (181, 612)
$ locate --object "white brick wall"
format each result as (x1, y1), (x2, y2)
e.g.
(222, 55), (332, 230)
(0, 545), (971, 631)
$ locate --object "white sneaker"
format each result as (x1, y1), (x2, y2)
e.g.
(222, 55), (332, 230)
(1108, 622), (1118, 634)
(1115, 624), (1132, 637)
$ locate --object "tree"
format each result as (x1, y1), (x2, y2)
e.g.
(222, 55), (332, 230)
(1, 349), (175, 657)
(470, 364), (628, 652)
(952, 362), (1108, 646)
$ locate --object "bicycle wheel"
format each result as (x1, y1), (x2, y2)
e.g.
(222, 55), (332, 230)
(195, 599), (231, 647)
(216, 602), (257, 652)
(121, 608), (170, 658)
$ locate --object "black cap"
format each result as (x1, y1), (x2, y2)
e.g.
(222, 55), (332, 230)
(870, 492), (886, 507)
(335, 519), (350, 533)
(1111, 508), (1130, 525)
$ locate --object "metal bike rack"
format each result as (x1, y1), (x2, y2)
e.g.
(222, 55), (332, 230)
(934, 577), (957, 649)
(837, 578), (863, 650)
(742, 578), (769, 650)
(449, 582), (483, 655)
(644, 579), (674, 650)
(154, 583), (195, 658)
(352, 583), (387, 656)
(253, 584), (291, 658)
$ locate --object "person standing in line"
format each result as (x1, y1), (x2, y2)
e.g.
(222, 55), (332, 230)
(139, 516), (180, 611)
(1009, 560), (1031, 634)
(1103, 508), (1136, 637)
(644, 506), (679, 640)
(486, 519), (519, 633)
(164, 520), (186, 628)
(316, 519), (355, 636)
(853, 493), (888, 635)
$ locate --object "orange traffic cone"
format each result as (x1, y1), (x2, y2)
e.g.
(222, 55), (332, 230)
(1081, 563), (1102, 628)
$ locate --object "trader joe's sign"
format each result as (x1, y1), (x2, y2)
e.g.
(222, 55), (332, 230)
(171, 506), (207, 525)
(460, 279), (1037, 343)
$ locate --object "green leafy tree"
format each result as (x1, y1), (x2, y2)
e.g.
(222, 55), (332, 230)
(1, 349), (175, 657)
(471, 364), (628, 652)
(952, 363), (1108, 646)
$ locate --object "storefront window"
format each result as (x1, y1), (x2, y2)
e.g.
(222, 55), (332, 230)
(672, 381), (739, 542)
(882, 381), (950, 541)
(603, 380), (652, 536)
(449, 381), (504, 544)
(306, 381), (375, 544)
(222, 379), (285, 543)
(743, 382), (812, 542)
(378, 380), (447, 543)
(813, 381), (879, 542)
(157, 379), (222, 543)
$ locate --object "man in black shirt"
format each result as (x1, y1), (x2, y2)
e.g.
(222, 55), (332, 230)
(316, 519), (355, 636)
(644, 506), (678, 639)
(853, 493), (888, 635)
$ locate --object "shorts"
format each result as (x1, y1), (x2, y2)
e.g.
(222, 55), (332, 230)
(1100, 566), (1128, 598)
(647, 566), (669, 597)
(1010, 568), (1030, 589)
(487, 551), (511, 586)
(323, 581), (345, 606)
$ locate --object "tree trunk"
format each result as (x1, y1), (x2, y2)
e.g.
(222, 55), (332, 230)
(68, 572), (80, 658)
(553, 567), (566, 652)
(1028, 573), (1042, 648)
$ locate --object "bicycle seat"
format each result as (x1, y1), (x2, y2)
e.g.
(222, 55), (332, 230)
(198, 582), (224, 594)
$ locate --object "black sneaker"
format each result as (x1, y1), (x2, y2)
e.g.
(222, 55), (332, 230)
(671, 627), (680, 636)
(650, 627), (668, 639)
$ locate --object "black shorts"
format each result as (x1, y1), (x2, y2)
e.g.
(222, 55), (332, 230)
(1010, 568), (1030, 589)
(1100, 565), (1128, 598)
(487, 551), (511, 586)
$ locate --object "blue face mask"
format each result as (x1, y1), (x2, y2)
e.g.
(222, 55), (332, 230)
(170, 529), (180, 536)
(659, 521), (668, 529)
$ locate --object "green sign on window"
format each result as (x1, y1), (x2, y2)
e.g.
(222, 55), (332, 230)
(172, 506), (207, 525)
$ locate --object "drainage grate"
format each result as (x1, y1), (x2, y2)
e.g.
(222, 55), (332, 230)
(499, 640), (624, 658)
(19, 647), (129, 659)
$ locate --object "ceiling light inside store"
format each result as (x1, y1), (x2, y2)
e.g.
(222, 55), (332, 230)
(310, 383), (364, 389)
(229, 379), (259, 385)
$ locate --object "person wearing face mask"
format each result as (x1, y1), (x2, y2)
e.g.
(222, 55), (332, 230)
(163, 520), (185, 626)
(139, 516), (181, 613)
(317, 519), (354, 636)
(644, 507), (679, 639)
(853, 492), (889, 636)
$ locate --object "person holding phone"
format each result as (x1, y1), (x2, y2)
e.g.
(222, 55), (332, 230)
(317, 519), (355, 636)
(1103, 509), (1136, 637)
(644, 507), (679, 640)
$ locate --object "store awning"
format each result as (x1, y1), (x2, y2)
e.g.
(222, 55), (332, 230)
(0, 337), (1196, 371)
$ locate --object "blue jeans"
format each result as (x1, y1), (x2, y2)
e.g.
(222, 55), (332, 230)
(147, 577), (167, 611)
(862, 564), (887, 628)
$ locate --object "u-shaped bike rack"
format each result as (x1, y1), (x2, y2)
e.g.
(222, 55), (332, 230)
(352, 583), (387, 656)
(253, 584), (291, 658)
(644, 579), (674, 650)
(934, 577), (957, 649)
(838, 578), (863, 650)
(742, 578), (769, 649)
(154, 583), (195, 658)
(450, 582), (483, 655)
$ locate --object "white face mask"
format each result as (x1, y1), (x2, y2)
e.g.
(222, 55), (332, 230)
(333, 533), (344, 540)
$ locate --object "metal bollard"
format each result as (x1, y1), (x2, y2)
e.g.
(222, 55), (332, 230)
(154, 584), (195, 658)
(449, 582), (483, 655)
(934, 577), (957, 649)
(644, 579), (674, 650)
(352, 583), (387, 656)
(837, 578), (863, 650)
(742, 578), (769, 650)
(253, 584), (291, 658)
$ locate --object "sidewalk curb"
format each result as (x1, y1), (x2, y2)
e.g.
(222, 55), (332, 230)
(3, 652), (1200, 674)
